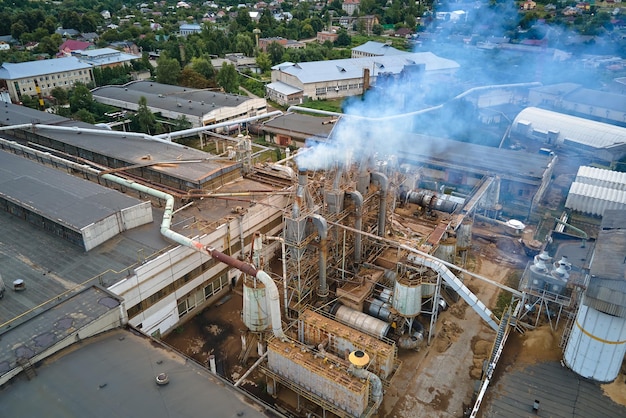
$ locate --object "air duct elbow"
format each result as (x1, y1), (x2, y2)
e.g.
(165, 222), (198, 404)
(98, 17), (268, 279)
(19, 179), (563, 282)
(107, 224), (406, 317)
(349, 365), (383, 408)
(256, 270), (286, 340)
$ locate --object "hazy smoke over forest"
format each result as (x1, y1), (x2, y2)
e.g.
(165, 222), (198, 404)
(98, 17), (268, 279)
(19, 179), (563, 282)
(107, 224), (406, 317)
(295, 0), (615, 171)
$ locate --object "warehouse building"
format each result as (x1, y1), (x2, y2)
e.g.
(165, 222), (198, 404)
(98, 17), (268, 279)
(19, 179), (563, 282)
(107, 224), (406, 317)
(267, 52), (459, 105)
(511, 107), (626, 164)
(92, 81), (268, 128)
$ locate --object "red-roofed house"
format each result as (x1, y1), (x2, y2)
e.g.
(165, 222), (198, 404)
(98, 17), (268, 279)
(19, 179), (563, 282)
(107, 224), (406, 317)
(58, 40), (94, 57)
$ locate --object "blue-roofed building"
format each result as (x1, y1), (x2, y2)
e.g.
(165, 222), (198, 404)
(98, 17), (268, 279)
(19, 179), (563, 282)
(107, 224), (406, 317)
(351, 41), (406, 58)
(0, 48), (139, 103)
(72, 47), (139, 68)
(267, 52), (459, 105)
(179, 23), (202, 36)
(0, 57), (94, 103)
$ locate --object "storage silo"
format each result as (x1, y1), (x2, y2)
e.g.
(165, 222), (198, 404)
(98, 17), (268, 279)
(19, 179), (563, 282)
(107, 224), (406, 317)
(434, 238), (456, 264)
(563, 210), (626, 383)
(242, 277), (270, 332)
(563, 303), (626, 382)
(456, 219), (473, 252)
(392, 273), (422, 318)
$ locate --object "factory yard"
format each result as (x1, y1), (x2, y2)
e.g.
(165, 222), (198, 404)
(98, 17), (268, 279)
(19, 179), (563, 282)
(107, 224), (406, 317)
(164, 224), (527, 417)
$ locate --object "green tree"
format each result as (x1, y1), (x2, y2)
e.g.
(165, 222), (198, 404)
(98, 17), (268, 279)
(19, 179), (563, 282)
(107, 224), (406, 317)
(50, 87), (69, 105)
(256, 52), (272, 73)
(235, 33), (254, 56)
(335, 29), (351, 47)
(179, 67), (211, 88)
(217, 62), (239, 93)
(70, 84), (94, 113)
(266, 41), (285, 64)
(132, 96), (157, 134)
(74, 108), (96, 124)
(190, 56), (215, 79)
(156, 54), (181, 85)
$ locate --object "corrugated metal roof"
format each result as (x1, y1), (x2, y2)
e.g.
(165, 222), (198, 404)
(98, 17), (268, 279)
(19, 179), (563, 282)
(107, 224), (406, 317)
(0, 56), (92, 80)
(575, 166), (626, 191)
(266, 81), (302, 95)
(262, 113), (334, 138)
(565, 88), (626, 112)
(0, 102), (239, 184)
(530, 82), (581, 95)
(513, 107), (626, 149)
(279, 52), (459, 84)
(565, 182), (626, 216)
(0, 150), (147, 231)
(484, 361), (626, 417)
(585, 210), (626, 314)
(92, 80), (253, 119)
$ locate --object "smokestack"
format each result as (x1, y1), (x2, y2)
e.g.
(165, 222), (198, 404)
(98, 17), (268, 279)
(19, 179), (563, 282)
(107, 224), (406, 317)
(371, 172), (389, 237)
(310, 214), (329, 299)
(346, 191), (363, 265)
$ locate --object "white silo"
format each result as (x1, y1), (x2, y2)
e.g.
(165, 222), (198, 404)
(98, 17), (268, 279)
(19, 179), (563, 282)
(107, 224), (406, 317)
(392, 273), (422, 317)
(563, 210), (626, 383)
(242, 277), (270, 332)
(563, 301), (626, 382)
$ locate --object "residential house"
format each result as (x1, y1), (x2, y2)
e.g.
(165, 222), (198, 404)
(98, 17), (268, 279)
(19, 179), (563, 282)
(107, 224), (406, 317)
(58, 40), (94, 57)
(342, 0), (360, 15)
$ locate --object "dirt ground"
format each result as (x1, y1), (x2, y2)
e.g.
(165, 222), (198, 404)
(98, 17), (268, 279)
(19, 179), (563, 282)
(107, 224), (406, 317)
(163, 227), (529, 417)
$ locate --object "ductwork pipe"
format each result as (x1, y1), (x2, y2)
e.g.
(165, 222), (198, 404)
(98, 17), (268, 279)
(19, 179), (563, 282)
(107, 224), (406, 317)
(399, 189), (464, 214)
(349, 365), (383, 409)
(98, 173), (286, 340)
(310, 214), (329, 299)
(155, 110), (283, 141)
(346, 191), (363, 265)
(371, 172), (388, 237)
(32, 124), (174, 146)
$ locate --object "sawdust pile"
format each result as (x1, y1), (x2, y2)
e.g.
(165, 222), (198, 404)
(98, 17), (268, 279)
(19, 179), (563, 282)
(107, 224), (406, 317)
(516, 325), (561, 364)
(449, 302), (468, 320)
(436, 320), (464, 353)
(469, 338), (492, 379)
(602, 375), (626, 406)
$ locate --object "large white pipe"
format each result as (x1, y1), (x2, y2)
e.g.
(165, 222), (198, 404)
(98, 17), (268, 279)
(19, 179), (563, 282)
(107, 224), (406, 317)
(155, 110), (283, 140)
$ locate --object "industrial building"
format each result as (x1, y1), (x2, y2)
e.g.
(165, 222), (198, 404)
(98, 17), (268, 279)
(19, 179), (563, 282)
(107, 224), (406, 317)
(511, 107), (626, 164)
(1, 92), (625, 418)
(0, 48), (139, 103)
(92, 80), (268, 128)
(267, 52), (459, 105)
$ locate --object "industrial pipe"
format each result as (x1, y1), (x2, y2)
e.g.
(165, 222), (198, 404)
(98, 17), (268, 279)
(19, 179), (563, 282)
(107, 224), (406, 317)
(310, 214), (329, 299)
(349, 364), (383, 409)
(96, 172), (286, 339)
(346, 190), (363, 265)
(400, 189), (464, 214)
(155, 110), (283, 141)
(371, 172), (389, 237)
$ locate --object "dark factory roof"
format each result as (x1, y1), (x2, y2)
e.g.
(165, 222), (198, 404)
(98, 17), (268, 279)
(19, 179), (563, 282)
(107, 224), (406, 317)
(32, 125), (239, 184)
(92, 80), (255, 119)
(262, 112), (336, 139)
(0, 102), (240, 185)
(0, 150), (147, 231)
(398, 133), (551, 183)
(0, 286), (121, 377)
(0, 327), (272, 418)
(484, 361), (626, 417)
